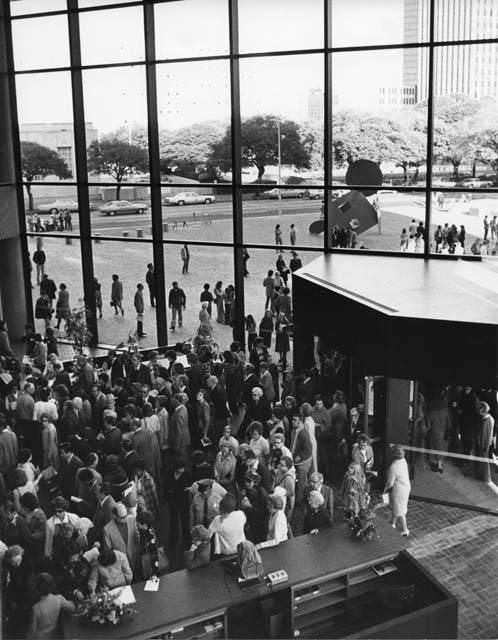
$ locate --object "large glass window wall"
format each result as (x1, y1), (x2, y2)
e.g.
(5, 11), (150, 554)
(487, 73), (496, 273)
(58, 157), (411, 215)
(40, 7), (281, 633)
(7, 0), (498, 352)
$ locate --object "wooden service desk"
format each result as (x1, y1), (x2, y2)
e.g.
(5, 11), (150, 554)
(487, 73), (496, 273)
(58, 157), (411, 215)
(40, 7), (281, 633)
(64, 519), (457, 640)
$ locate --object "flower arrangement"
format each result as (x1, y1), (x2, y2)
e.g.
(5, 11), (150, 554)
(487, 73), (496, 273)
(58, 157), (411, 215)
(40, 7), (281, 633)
(65, 304), (93, 353)
(346, 505), (379, 542)
(76, 588), (136, 626)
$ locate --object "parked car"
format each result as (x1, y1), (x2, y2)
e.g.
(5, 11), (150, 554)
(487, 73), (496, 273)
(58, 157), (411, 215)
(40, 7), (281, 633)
(99, 200), (148, 216)
(37, 199), (95, 213)
(458, 178), (494, 188)
(163, 192), (215, 206)
(305, 189), (324, 200)
(262, 188), (305, 199)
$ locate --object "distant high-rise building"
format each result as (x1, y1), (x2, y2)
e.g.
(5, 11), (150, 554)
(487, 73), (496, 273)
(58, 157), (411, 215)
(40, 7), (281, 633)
(307, 88), (338, 121)
(18, 122), (98, 176)
(308, 89), (324, 121)
(378, 85), (418, 108)
(404, 0), (498, 102)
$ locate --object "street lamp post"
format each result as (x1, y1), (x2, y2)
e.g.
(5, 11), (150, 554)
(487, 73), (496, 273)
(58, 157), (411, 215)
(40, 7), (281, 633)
(277, 116), (282, 216)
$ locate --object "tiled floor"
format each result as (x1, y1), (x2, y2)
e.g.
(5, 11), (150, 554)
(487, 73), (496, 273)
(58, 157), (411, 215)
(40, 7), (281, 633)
(376, 500), (498, 639)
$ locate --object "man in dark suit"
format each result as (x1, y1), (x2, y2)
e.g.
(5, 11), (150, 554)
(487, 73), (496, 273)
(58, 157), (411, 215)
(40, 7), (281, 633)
(244, 450), (274, 494)
(242, 364), (259, 406)
(103, 415), (123, 456)
(113, 378), (130, 410)
(90, 383), (107, 433)
(207, 375), (230, 439)
(186, 352), (203, 397)
(121, 439), (140, 480)
(245, 387), (272, 435)
(172, 374), (193, 404)
(93, 480), (117, 542)
(59, 442), (83, 499)
(110, 352), (131, 386)
(53, 362), (72, 392)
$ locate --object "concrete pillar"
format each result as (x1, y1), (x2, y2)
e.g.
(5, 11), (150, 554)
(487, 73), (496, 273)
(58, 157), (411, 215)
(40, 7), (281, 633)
(0, 235), (28, 341)
(0, 10), (29, 344)
(384, 377), (412, 466)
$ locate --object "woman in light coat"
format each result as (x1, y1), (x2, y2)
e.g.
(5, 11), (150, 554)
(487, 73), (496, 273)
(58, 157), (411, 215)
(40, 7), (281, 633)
(301, 403), (318, 474)
(198, 302), (212, 337)
(474, 401), (495, 482)
(40, 415), (59, 470)
(383, 444), (411, 537)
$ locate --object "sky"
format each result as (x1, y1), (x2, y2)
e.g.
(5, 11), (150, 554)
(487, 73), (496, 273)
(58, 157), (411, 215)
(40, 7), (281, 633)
(8, 0), (480, 133)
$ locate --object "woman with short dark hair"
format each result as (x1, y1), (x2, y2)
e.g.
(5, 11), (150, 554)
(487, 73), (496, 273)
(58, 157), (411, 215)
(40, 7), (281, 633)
(208, 493), (246, 555)
(88, 548), (132, 594)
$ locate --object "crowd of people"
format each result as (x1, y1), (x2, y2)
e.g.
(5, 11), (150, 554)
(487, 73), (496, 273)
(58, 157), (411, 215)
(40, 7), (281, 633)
(28, 211), (73, 234)
(0, 310), (413, 639)
(31, 236), (306, 353)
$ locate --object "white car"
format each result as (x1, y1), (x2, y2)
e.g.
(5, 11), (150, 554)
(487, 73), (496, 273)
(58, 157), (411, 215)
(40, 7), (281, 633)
(306, 188), (324, 200)
(163, 192), (215, 206)
(99, 200), (148, 216)
(459, 178), (494, 188)
(37, 199), (95, 213)
(262, 188), (305, 199)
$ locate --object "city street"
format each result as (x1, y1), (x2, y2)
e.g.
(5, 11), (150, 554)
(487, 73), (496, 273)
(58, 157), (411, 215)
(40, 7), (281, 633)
(28, 191), (485, 348)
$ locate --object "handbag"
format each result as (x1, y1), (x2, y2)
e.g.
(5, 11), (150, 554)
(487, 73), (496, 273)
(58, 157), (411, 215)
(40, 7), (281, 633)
(141, 546), (169, 579)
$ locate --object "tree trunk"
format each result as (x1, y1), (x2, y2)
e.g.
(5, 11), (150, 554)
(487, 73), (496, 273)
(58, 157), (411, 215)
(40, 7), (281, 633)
(402, 163), (408, 184)
(472, 159), (477, 178)
(257, 165), (265, 183)
(452, 161), (460, 181)
(116, 180), (122, 201)
(26, 183), (33, 211)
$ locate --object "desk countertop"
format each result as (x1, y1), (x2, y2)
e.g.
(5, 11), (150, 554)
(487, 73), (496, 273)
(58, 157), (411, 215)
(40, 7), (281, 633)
(63, 520), (406, 640)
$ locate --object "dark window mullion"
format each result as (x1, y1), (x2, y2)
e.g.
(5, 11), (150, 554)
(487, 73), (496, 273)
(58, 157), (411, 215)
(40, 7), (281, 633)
(229, 0), (245, 349)
(324, 0), (332, 252)
(67, 0), (98, 344)
(424, 0), (436, 258)
(144, 0), (168, 347)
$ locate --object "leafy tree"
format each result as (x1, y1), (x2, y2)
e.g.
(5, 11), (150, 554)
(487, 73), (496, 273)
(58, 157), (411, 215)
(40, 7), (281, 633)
(432, 120), (470, 180)
(159, 122), (225, 180)
(391, 126), (427, 183)
(87, 136), (149, 200)
(332, 112), (404, 169)
(299, 121), (324, 171)
(20, 141), (72, 211)
(209, 115), (311, 182)
(477, 127), (498, 175)
(331, 111), (363, 166)
(416, 95), (488, 179)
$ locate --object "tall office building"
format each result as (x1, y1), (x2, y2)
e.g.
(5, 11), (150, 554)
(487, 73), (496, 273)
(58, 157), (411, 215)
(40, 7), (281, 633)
(307, 88), (325, 121)
(404, 0), (498, 102)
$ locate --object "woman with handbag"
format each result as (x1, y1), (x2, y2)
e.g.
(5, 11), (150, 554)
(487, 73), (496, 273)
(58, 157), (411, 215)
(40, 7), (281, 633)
(383, 445), (411, 537)
(137, 499), (168, 579)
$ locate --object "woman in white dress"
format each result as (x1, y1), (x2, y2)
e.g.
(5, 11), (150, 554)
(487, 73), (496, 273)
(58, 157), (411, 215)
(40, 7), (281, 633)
(266, 493), (288, 545)
(383, 444), (411, 537)
(301, 403), (318, 474)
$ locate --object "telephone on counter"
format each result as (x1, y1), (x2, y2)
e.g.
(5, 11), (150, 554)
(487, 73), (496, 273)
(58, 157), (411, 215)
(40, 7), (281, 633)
(266, 570), (288, 586)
